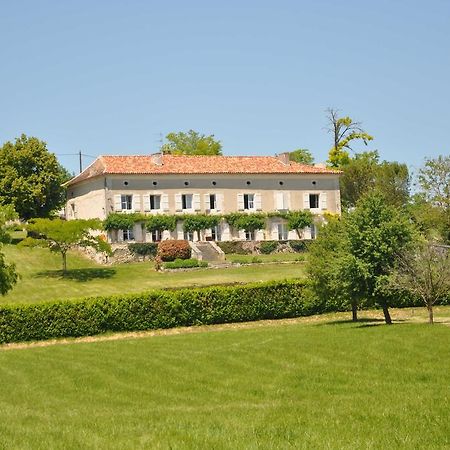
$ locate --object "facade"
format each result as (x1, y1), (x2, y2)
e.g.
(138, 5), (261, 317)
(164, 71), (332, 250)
(65, 153), (341, 242)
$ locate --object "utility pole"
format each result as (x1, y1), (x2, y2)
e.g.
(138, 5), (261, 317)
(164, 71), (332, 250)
(79, 150), (82, 173)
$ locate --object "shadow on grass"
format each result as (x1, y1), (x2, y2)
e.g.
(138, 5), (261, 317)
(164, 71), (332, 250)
(35, 268), (116, 282)
(319, 318), (387, 326)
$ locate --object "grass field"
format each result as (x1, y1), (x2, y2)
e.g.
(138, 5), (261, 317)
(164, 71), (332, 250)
(0, 309), (449, 449)
(1, 244), (305, 304)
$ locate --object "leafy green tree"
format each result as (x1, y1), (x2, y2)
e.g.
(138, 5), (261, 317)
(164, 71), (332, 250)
(0, 135), (70, 219)
(182, 215), (220, 241)
(308, 193), (415, 324)
(224, 213), (266, 238)
(145, 215), (177, 236)
(289, 149), (314, 165)
(340, 151), (410, 208)
(161, 130), (222, 155)
(0, 250), (18, 296)
(26, 219), (110, 273)
(345, 193), (415, 324)
(326, 109), (373, 168)
(417, 155), (450, 243)
(390, 242), (450, 324)
(286, 210), (314, 238)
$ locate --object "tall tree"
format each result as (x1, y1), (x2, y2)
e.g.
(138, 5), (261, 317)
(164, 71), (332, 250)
(26, 219), (110, 273)
(161, 130), (222, 155)
(417, 155), (450, 243)
(326, 109), (373, 168)
(288, 149), (314, 165)
(0, 205), (19, 244)
(0, 135), (70, 219)
(0, 206), (18, 296)
(390, 242), (450, 324)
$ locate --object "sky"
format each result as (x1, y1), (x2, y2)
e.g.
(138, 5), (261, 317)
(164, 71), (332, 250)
(1, 0), (449, 176)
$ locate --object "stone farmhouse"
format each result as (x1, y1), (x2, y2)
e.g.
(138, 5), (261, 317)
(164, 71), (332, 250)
(64, 152), (341, 243)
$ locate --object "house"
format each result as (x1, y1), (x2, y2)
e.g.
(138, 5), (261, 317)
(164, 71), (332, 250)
(64, 152), (341, 242)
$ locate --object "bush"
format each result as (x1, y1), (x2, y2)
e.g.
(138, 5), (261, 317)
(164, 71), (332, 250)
(289, 240), (310, 252)
(157, 240), (191, 262)
(128, 243), (158, 259)
(163, 258), (208, 269)
(0, 280), (315, 344)
(259, 241), (278, 254)
(217, 241), (251, 255)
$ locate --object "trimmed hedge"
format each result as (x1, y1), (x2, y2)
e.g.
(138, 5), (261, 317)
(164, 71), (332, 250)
(259, 241), (278, 254)
(216, 241), (251, 255)
(0, 280), (315, 344)
(157, 240), (191, 261)
(163, 259), (208, 269)
(128, 243), (158, 259)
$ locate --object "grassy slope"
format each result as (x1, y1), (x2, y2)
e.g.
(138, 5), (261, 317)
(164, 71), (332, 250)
(1, 245), (304, 304)
(0, 316), (449, 449)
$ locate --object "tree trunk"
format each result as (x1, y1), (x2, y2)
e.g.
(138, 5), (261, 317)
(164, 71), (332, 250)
(427, 305), (434, 325)
(296, 229), (301, 239)
(351, 302), (358, 322)
(382, 304), (392, 325)
(62, 252), (67, 273)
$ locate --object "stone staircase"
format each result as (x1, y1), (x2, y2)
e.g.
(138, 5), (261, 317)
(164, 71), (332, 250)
(190, 241), (226, 264)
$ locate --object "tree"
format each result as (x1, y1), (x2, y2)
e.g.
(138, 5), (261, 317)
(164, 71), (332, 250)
(161, 130), (222, 155)
(339, 151), (410, 208)
(418, 155), (450, 243)
(289, 149), (314, 165)
(326, 109), (373, 168)
(224, 213), (266, 238)
(0, 135), (70, 219)
(286, 210), (314, 238)
(390, 243), (450, 324)
(26, 219), (110, 273)
(308, 193), (415, 324)
(145, 215), (177, 237)
(0, 250), (18, 296)
(345, 193), (415, 324)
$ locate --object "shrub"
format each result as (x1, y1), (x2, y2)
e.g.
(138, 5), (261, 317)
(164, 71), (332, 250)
(217, 241), (251, 255)
(289, 240), (310, 252)
(157, 240), (191, 262)
(0, 280), (313, 344)
(259, 241), (278, 254)
(163, 259), (208, 269)
(251, 256), (262, 263)
(128, 243), (158, 259)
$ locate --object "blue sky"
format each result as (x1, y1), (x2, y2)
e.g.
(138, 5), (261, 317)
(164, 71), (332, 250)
(1, 0), (449, 175)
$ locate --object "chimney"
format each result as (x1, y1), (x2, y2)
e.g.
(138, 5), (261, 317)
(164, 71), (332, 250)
(151, 152), (163, 166)
(276, 152), (290, 165)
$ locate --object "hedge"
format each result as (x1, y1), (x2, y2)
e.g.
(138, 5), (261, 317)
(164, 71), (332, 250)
(0, 280), (315, 344)
(163, 259), (208, 269)
(128, 243), (158, 259)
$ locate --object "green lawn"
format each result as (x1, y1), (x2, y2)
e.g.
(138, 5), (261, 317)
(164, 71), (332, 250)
(1, 244), (305, 304)
(225, 252), (305, 263)
(0, 312), (449, 449)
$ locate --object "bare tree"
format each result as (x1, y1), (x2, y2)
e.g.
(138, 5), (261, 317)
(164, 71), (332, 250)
(326, 108), (373, 167)
(392, 243), (450, 324)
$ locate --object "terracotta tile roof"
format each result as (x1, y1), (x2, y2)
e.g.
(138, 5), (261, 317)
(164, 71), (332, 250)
(65, 154), (340, 186)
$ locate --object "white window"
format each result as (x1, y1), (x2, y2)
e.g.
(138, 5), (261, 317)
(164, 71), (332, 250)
(122, 228), (134, 241)
(182, 194), (193, 210)
(244, 194), (254, 210)
(184, 230), (194, 241)
(275, 192), (290, 210)
(277, 223), (289, 241)
(150, 195), (161, 210)
(151, 230), (162, 242)
(245, 230), (255, 241)
(309, 194), (319, 209)
(121, 195), (133, 210)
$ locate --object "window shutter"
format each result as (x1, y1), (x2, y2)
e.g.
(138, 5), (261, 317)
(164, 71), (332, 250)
(303, 193), (310, 209)
(284, 192), (291, 210)
(254, 193), (262, 210)
(193, 194), (201, 211)
(132, 195), (141, 212)
(204, 193), (211, 210)
(271, 221), (279, 240)
(117, 230), (124, 242)
(221, 222), (230, 241)
(237, 193), (244, 211)
(161, 194), (169, 211)
(114, 195), (122, 211)
(238, 229), (246, 240)
(216, 193), (224, 212)
(175, 194), (182, 212)
(275, 191), (284, 210)
(320, 192), (328, 210)
(143, 195), (151, 212)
